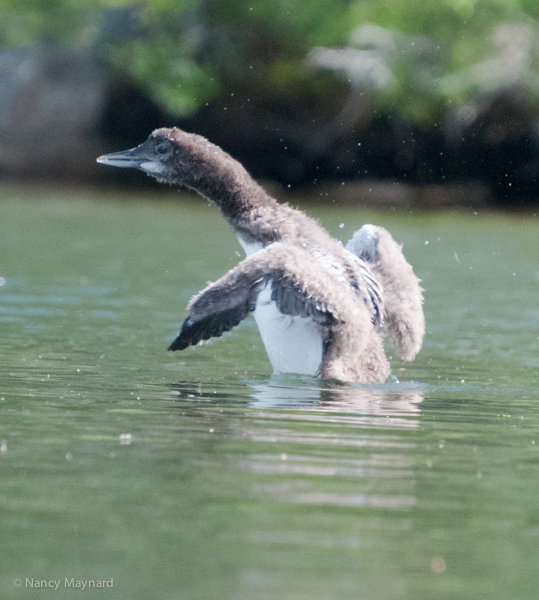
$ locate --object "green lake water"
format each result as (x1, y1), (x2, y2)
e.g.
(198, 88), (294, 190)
(1, 186), (539, 599)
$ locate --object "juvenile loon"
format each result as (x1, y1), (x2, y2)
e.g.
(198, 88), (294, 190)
(97, 127), (424, 383)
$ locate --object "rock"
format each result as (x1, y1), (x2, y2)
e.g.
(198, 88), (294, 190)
(0, 45), (106, 181)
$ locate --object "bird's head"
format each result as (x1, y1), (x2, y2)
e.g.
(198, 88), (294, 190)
(97, 128), (208, 187)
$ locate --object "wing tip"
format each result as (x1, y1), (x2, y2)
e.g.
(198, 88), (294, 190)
(168, 337), (188, 351)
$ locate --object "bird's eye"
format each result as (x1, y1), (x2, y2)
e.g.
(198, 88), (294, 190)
(156, 143), (169, 155)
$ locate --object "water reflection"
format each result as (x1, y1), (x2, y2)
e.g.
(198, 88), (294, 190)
(235, 378), (420, 512)
(169, 373), (422, 514)
(170, 377), (424, 417)
(248, 375), (424, 415)
(170, 376), (424, 422)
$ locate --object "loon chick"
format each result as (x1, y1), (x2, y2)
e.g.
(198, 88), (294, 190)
(97, 127), (424, 383)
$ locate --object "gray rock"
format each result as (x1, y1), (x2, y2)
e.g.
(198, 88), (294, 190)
(0, 45), (107, 180)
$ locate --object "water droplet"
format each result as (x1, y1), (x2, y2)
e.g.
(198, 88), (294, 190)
(431, 557), (446, 574)
(120, 433), (132, 445)
(339, 223), (345, 229)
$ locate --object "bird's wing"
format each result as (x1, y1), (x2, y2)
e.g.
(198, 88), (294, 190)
(305, 242), (384, 327)
(169, 243), (338, 351)
(346, 224), (425, 361)
(345, 252), (385, 328)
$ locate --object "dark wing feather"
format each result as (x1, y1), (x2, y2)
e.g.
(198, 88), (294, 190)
(169, 243), (338, 352)
(270, 278), (335, 325)
(345, 253), (385, 328)
(168, 300), (253, 350)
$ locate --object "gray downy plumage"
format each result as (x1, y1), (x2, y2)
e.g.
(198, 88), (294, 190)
(97, 127), (425, 383)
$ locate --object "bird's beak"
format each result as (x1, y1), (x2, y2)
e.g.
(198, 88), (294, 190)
(96, 146), (146, 169)
(97, 143), (166, 175)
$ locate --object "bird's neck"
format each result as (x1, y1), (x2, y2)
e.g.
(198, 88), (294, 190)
(201, 174), (276, 221)
(186, 153), (282, 243)
(186, 152), (340, 251)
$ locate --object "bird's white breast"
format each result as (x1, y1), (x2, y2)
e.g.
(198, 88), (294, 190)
(237, 236), (323, 376)
(253, 283), (323, 376)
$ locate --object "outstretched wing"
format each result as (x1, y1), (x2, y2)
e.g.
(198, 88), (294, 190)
(168, 303), (257, 351)
(169, 244), (337, 351)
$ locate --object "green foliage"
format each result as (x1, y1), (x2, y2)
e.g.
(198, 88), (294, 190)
(104, 35), (219, 116)
(2, 0), (539, 121)
(330, 0), (539, 122)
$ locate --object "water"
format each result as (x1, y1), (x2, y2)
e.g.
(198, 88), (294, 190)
(1, 187), (539, 599)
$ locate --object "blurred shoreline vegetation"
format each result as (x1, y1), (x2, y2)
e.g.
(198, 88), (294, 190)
(3, 0), (539, 123)
(3, 1), (539, 204)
